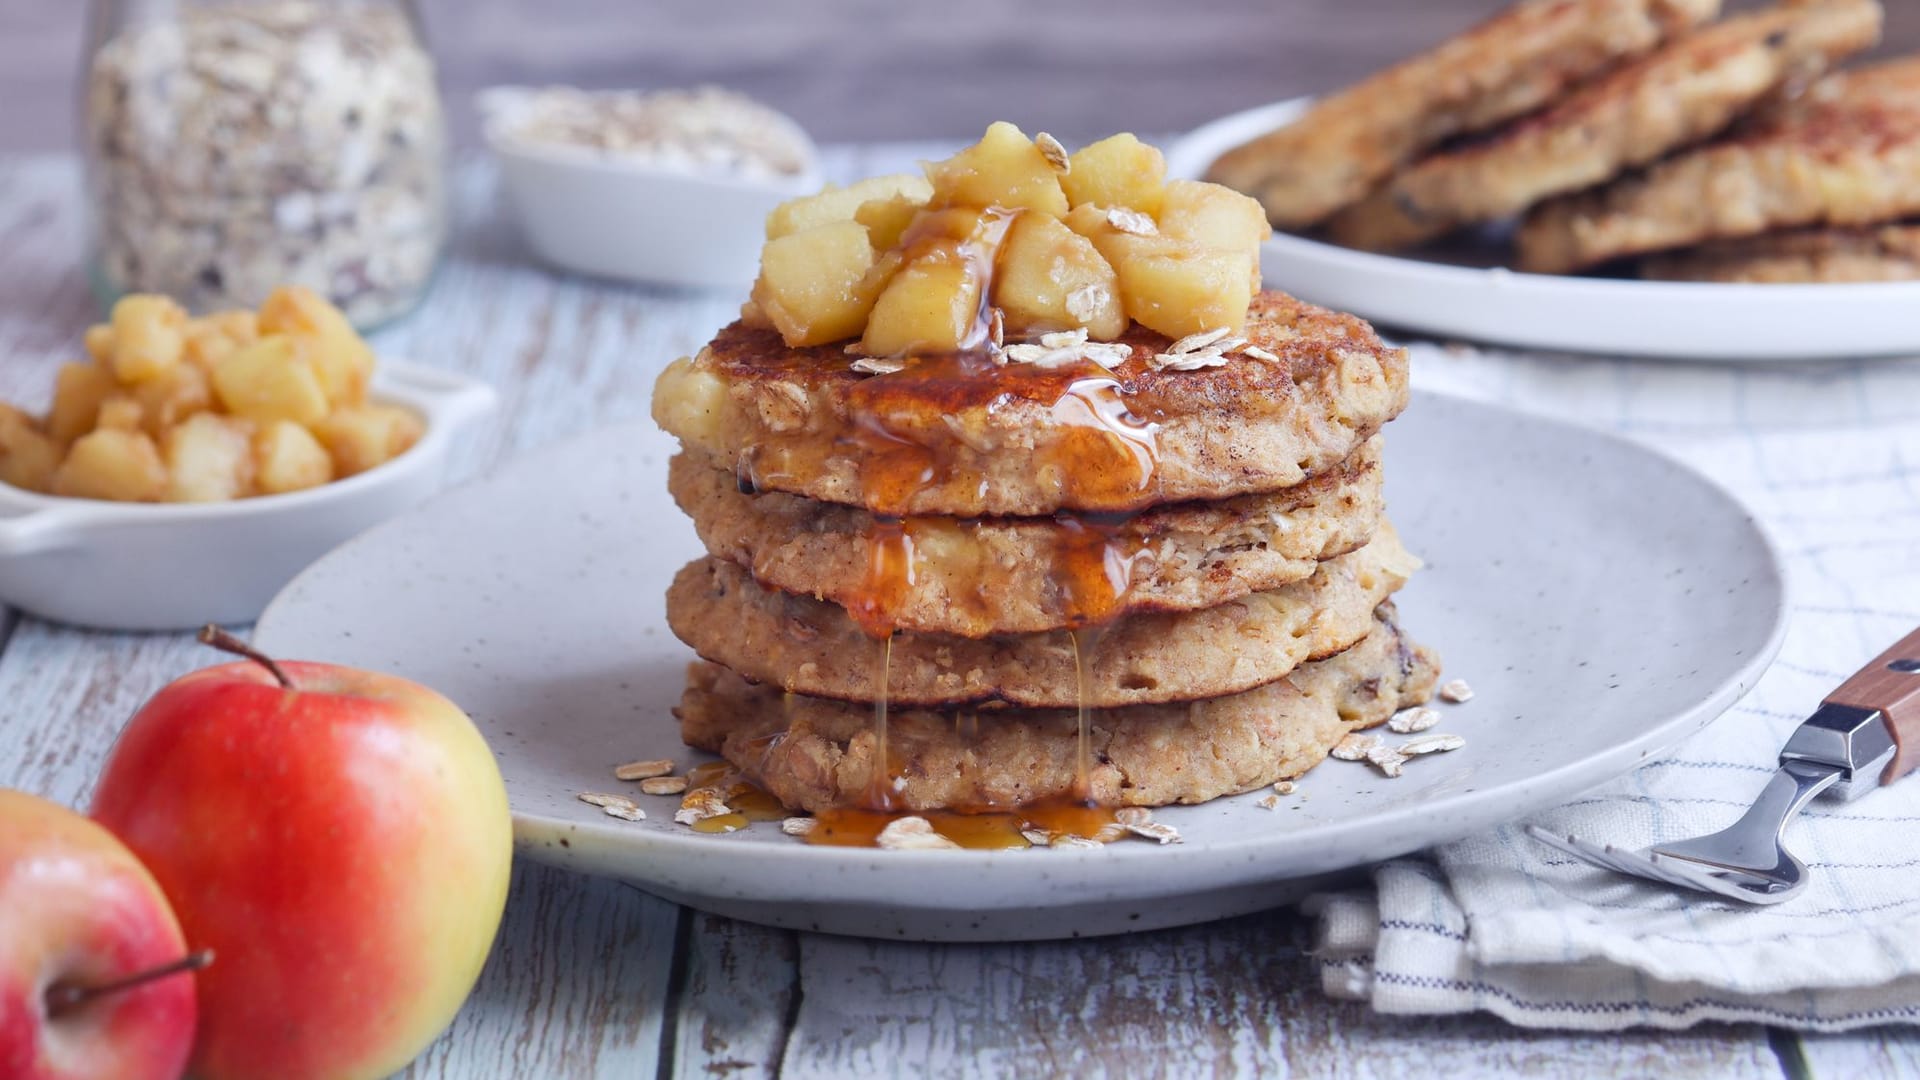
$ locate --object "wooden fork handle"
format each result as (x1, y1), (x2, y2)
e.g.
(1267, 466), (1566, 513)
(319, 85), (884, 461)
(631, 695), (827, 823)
(1823, 626), (1920, 786)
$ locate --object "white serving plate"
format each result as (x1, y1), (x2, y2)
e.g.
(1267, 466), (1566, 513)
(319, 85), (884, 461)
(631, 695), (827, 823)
(255, 390), (1786, 942)
(1166, 99), (1920, 360)
(0, 362), (495, 631)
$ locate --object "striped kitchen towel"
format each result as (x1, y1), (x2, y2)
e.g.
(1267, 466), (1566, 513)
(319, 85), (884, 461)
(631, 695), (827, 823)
(1310, 344), (1920, 1032)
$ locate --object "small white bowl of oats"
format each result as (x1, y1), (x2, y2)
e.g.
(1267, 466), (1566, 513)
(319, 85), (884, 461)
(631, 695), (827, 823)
(481, 85), (822, 288)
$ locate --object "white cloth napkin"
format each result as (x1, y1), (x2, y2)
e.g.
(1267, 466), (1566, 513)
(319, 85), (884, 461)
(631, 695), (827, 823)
(1309, 343), (1920, 1032)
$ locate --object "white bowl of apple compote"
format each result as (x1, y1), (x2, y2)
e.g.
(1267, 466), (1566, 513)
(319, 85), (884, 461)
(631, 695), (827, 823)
(0, 289), (495, 630)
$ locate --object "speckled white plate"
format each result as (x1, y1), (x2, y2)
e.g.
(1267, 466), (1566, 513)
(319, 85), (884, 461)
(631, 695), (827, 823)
(255, 390), (1786, 942)
(1166, 99), (1920, 360)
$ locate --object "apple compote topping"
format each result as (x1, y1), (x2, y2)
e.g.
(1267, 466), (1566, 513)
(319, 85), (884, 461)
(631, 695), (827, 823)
(747, 122), (1272, 356)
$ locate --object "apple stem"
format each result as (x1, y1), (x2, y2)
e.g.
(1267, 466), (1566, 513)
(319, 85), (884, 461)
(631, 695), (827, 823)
(198, 625), (295, 690)
(45, 949), (214, 1018)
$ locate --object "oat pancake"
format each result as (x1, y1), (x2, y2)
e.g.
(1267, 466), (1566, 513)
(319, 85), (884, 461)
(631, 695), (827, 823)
(665, 525), (1415, 709)
(652, 291), (1408, 518)
(1642, 220), (1920, 281)
(1204, 0), (1717, 229)
(678, 603), (1439, 813)
(1519, 55), (1920, 272)
(667, 438), (1384, 638)
(1326, 0), (1883, 252)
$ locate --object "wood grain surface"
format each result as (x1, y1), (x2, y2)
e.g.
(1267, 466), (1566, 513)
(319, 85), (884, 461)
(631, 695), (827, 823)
(2, 0), (1918, 150)
(0, 147), (1911, 1077)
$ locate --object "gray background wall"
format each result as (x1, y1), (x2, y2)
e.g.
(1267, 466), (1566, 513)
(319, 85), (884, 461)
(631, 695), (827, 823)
(4, 0), (1916, 150)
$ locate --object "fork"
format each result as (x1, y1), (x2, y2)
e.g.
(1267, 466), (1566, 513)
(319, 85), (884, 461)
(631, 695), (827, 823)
(1527, 627), (1920, 904)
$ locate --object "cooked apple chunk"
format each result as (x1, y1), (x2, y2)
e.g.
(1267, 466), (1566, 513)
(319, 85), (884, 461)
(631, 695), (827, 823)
(992, 213), (1126, 339)
(94, 397), (145, 432)
(861, 208), (1012, 356)
(1099, 233), (1254, 337)
(854, 197), (923, 252)
(130, 362), (213, 439)
(0, 405), (58, 493)
(1160, 179), (1269, 292)
(212, 336), (330, 427)
(765, 174), (932, 239)
(926, 122), (1068, 217)
(49, 363), (116, 444)
(83, 325), (115, 364)
(253, 419), (335, 495)
(1159, 180), (1270, 252)
(260, 286), (372, 408)
(51, 428), (168, 502)
(314, 404), (424, 478)
(1061, 134), (1167, 216)
(182, 311), (259, 373)
(753, 221), (892, 347)
(106, 294), (187, 384)
(163, 413), (256, 503)
(863, 261), (979, 358)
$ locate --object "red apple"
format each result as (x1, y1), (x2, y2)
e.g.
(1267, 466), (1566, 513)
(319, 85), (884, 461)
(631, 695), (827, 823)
(0, 789), (199, 1080)
(91, 629), (513, 1080)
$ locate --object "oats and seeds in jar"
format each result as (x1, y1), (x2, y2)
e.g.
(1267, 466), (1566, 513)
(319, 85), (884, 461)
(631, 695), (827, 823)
(84, 0), (447, 327)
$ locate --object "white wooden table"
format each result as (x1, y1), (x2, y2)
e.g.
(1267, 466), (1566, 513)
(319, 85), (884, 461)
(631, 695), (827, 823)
(1, 151), (1914, 1078)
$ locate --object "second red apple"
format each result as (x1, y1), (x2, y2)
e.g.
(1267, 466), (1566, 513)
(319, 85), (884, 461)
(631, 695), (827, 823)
(91, 633), (513, 1080)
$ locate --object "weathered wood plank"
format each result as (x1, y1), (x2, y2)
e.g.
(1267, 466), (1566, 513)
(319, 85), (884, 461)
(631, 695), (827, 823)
(1800, 1030), (1920, 1079)
(0, 623), (207, 804)
(406, 869), (682, 1078)
(775, 914), (1786, 1079)
(669, 914), (800, 1079)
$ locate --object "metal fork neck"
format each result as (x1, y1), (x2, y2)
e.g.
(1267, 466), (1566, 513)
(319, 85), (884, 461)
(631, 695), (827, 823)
(1781, 703), (1897, 801)
(1741, 760), (1842, 841)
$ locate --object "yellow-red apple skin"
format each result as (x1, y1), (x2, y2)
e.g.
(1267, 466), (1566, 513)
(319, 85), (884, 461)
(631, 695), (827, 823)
(90, 660), (513, 1080)
(0, 789), (196, 1080)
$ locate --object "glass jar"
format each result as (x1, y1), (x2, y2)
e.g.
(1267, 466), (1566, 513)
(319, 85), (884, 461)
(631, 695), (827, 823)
(82, 0), (448, 329)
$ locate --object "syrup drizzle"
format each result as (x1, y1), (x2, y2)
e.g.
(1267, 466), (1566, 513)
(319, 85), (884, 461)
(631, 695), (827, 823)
(812, 350), (1164, 520)
(807, 801), (1118, 851)
(848, 518), (916, 639)
(1045, 375), (1160, 509)
(1052, 514), (1149, 629)
(887, 205), (1016, 355)
(683, 761), (788, 834)
(867, 634), (895, 810)
(1069, 629), (1092, 800)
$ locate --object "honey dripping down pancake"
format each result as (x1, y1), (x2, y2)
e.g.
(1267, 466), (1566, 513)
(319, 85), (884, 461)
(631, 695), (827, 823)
(656, 293), (1408, 519)
(675, 603), (1442, 825)
(650, 123), (1429, 846)
(664, 526), (1417, 709)
(667, 438), (1384, 637)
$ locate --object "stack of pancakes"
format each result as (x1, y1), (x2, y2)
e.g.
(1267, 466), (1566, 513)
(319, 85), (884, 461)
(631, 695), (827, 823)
(1209, 0), (1920, 282)
(653, 291), (1438, 819)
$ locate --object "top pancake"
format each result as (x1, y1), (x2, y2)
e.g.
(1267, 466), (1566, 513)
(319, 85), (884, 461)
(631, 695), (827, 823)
(652, 290), (1409, 517)
(1324, 0), (1883, 251)
(1204, 0), (1717, 229)
(1519, 55), (1920, 272)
